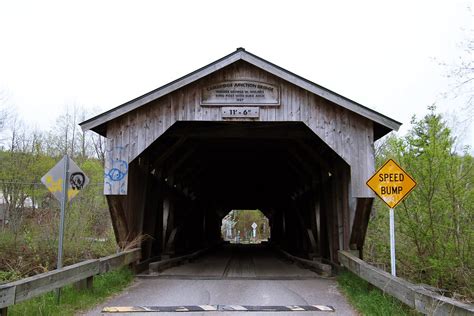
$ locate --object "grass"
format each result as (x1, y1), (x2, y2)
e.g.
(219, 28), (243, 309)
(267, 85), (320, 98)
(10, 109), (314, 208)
(337, 269), (420, 316)
(9, 267), (134, 316)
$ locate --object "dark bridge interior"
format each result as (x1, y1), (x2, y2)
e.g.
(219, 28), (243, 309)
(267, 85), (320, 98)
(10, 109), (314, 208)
(108, 121), (355, 266)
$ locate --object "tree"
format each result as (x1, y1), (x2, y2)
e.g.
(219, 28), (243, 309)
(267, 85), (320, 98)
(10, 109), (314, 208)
(365, 106), (473, 299)
(0, 121), (54, 241)
(0, 89), (9, 132)
(46, 105), (96, 159)
(447, 27), (473, 109)
(439, 22), (473, 152)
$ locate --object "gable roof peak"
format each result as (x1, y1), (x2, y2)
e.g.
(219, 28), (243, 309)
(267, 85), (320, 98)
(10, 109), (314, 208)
(80, 49), (401, 137)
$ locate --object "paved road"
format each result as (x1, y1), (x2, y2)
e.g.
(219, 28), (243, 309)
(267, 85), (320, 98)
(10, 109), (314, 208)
(81, 245), (356, 316)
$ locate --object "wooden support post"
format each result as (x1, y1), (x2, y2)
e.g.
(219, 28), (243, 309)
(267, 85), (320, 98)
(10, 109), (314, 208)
(334, 168), (344, 254)
(341, 166), (350, 250)
(142, 176), (160, 261)
(202, 209), (207, 245)
(317, 186), (329, 260)
(165, 227), (178, 255)
(293, 203), (318, 256)
(73, 276), (93, 291)
(349, 198), (374, 258)
(161, 195), (176, 258)
(128, 259), (139, 273)
(314, 196), (321, 252)
(106, 195), (129, 248)
(282, 210), (286, 235)
(321, 168), (339, 263)
(162, 197), (170, 253)
(125, 158), (149, 243)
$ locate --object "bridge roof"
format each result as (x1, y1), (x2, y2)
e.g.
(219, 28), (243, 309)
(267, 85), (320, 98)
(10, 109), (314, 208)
(80, 48), (401, 137)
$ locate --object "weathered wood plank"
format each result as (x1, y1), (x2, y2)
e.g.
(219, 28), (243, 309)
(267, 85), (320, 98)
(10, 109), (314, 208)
(339, 251), (474, 314)
(349, 198), (373, 251)
(414, 287), (474, 316)
(137, 108), (147, 156)
(337, 251), (359, 276)
(359, 261), (415, 307)
(0, 286), (15, 309)
(106, 195), (129, 246)
(276, 248), (332, 277)
(99, 248), (141, 274)
(0, 249), (141, 311)
(145, 104), (154, 149)
(155, 99), (164, 140)
(339, 251), (414, 306)
(149, 247), (210, 273)
(11, 260), (99, 304)
(128, 112), (137, 161)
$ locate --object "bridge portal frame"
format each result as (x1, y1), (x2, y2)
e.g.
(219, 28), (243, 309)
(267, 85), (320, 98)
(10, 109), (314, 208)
(80, 48), (400, 264)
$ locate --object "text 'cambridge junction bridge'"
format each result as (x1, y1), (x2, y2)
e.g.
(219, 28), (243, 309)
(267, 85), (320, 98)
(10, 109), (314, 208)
(79, 48), (401, 269)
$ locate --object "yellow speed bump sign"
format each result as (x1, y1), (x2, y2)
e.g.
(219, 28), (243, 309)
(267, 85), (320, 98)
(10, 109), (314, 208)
(366, 159), (416, 208)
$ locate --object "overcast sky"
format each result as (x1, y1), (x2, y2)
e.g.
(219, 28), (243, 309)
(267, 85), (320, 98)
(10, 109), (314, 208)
(0, 0), (472, 148)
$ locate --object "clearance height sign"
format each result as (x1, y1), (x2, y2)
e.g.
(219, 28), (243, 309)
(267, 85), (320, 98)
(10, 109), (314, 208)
(366, 159), (417, 209)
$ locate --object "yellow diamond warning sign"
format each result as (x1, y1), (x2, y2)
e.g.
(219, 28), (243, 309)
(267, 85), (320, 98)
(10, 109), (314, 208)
(366, 159), (416, 208)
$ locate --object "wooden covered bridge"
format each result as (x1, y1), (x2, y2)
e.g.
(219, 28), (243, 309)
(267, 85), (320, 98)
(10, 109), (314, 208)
(80, 48), (401, 266)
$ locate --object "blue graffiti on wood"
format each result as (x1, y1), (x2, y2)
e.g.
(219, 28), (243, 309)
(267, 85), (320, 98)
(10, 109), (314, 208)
(104, 146), (129, 194)
(105, 159), (128, 181)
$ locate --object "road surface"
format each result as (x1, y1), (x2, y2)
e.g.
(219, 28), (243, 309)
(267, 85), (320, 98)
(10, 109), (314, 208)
(81, 245), (356, 316)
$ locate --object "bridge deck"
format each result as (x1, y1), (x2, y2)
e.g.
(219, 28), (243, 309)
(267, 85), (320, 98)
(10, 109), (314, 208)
(83, 245), (356, 315)
(152, 245), (321, 279)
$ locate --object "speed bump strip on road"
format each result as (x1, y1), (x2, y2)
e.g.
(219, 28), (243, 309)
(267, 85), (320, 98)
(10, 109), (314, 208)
(102, 305), (335, 312)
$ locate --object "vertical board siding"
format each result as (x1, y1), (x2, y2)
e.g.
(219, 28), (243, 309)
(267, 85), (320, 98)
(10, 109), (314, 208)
(104, 62), (375, 197)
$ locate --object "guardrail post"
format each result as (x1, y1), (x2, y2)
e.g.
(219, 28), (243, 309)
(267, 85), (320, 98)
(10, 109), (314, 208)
(73, 276), (94, 291)
(128, 252), (141, 274)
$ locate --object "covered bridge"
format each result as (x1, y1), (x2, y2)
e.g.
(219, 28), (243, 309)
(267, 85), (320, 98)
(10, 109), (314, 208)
(80, 48), (401, 266)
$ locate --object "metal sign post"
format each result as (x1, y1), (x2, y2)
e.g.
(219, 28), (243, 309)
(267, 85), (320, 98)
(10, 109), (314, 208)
(389, 208), (396, 276)
(251, 222), (257, 240)
(56, 155), (69, 302)
(41, 155), (89, 303)
(366, 159), (416, 277)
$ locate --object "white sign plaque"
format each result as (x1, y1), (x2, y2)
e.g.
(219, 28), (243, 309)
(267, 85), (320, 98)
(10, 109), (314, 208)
(201, 80), (280, 106)
(222, 107), (259, 118)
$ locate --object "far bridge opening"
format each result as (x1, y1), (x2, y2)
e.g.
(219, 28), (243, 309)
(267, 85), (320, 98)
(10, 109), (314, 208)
(221, 210), (270, 244)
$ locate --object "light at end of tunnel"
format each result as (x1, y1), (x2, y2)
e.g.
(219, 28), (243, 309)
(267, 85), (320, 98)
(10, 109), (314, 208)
(221, 210), (270, 244)
(328, 172), (332, 177)
(165, 178), (168, 182)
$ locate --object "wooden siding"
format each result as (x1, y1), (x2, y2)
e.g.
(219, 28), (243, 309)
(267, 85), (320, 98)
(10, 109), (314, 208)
(81, 49), (401, 133)
(105, 61), (375, 197)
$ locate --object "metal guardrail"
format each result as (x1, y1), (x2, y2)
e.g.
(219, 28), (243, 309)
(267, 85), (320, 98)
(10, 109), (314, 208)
(338, 250), (474, 315)
(0, 248), (141, 315)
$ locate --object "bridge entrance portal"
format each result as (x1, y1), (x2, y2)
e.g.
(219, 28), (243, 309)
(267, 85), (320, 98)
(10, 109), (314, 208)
(80, 49), (400, 271)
